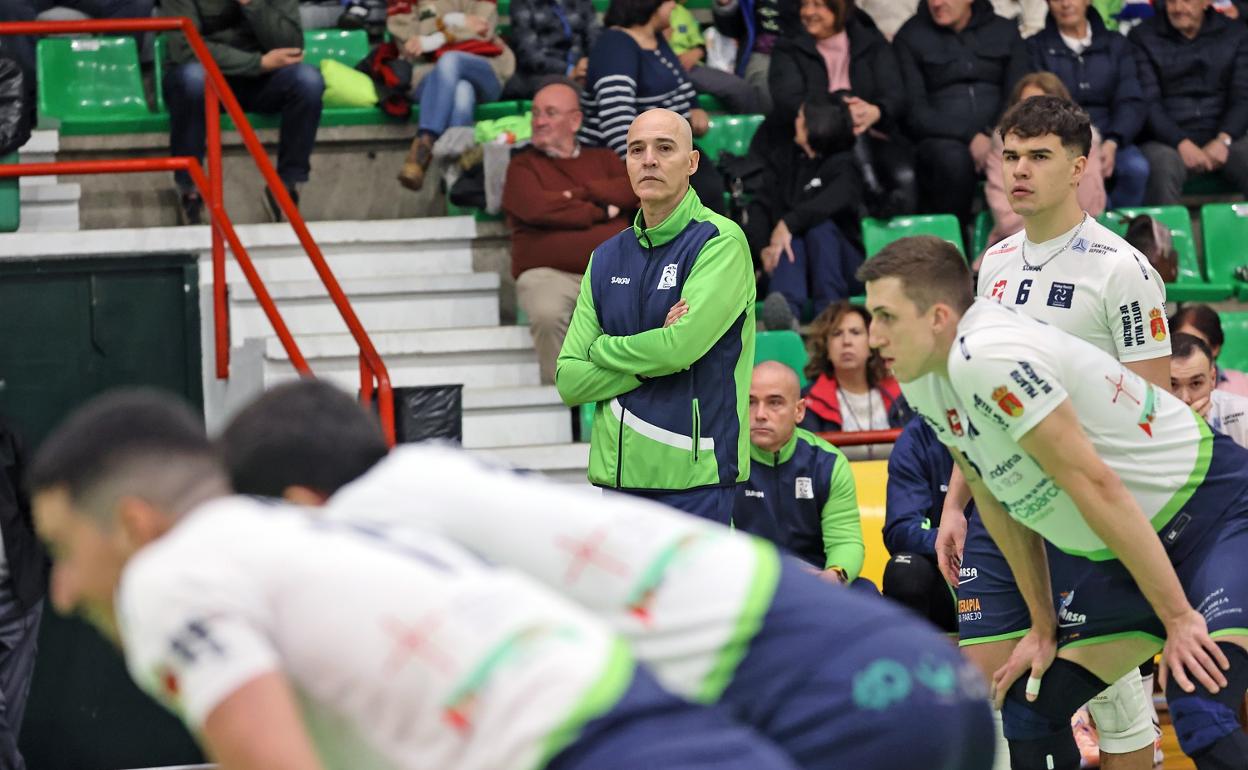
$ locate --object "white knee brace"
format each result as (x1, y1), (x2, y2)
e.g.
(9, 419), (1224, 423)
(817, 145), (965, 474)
(1086, 669), (1156, 755)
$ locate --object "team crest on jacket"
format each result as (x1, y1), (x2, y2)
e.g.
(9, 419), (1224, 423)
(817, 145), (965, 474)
(992, 386), (1024, 418)
(946, 409), (964, 436)
(657, 264), (678, 290)
(1149, 308), (1167, 342)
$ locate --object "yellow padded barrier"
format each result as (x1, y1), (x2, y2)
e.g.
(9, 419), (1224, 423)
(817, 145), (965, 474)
(851, 460), (890, 587)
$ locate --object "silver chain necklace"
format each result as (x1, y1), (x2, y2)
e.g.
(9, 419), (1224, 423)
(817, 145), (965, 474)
(1021, 213), (1088, 272)
(838, 387), (876, 431)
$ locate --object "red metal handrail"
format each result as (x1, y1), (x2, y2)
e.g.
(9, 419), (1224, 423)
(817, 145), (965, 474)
(0, 17), (396, 444)
(816, 428), (902, 447)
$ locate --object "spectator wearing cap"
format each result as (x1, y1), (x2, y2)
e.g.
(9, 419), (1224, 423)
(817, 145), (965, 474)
(1131, 0), (1248, 204)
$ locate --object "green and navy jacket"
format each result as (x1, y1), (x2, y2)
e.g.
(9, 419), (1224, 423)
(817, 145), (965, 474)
(732, 427), (865, 579)
(556, 187), (756, 491)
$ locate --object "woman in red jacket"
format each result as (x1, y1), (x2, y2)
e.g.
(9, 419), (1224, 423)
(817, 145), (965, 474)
(800, 301), (905, 433)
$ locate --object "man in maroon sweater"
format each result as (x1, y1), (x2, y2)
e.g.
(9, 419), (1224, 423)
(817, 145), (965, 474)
(503, 80), (638, 384)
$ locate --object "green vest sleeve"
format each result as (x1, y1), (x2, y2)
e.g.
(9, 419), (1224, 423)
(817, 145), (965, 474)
(821, 453), (865, 581)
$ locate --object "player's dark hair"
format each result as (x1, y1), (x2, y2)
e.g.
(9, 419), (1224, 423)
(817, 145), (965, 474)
(997, 93), (1092, 159)
(220, 379), (389, 499)
(855, 235), (974, 314)
(1170, 304), (1225, 353)
(1172, 332), (1214, 365)
(604, 0), (668, 28)
(28, 388), (223, 519)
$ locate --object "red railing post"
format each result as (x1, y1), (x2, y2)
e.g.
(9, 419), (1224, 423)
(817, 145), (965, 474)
(205, 85), (228, 379)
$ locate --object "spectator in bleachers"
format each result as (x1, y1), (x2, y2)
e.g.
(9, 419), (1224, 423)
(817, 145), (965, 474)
(881, 414), (958, 633)
(392, 0), (517, 191)
(1123, 212), (1178, 283)
(990, 0), (1048, 35)
(1170, 332), (1248, 447)
(581, 0), (705, 155)
(710, 0), (802, 113)
(501, 80), (638, 384)
(983, 73), (1106, 245)
(0, 2), (36, 156)
(163, 0), (325, 225)
(733, 361), (866, 585)
(744, 93), (864, 325)
(1131, 0), (1248, 204)
(1029, 0), (1150, 209)
(800, 301), (906, 433)
(894, 0), (1029, 226)
(581, 0), (726, 209)
(503, 0), (600, 98)
(1171, 303), (1248, 397)
(855, 0), (918, 39)
(666, 0), (759, 113)
(765, 0), (917, 218)
(29, 0), (152, 19)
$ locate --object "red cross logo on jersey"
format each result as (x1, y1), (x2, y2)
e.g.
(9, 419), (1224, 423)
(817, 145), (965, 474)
(555, 527), (630, 584)
(1104, 373), (1141, 406)
(990, 280), (1008, 302)
(382, 613), (456, 676)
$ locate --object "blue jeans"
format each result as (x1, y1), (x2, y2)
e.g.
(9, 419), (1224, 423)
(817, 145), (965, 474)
(413, 52), (502, 137)
(767, 220), (864, 320)
(1107, 143), (1149, 209)
(165, 61), (324, 190)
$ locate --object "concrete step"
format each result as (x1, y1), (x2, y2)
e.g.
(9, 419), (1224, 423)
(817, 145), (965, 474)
(461, 386), (572, 449)
(230, 272), (501, 343)
(466, 442), (591, 484)
(262, 326), (541, 389)
(18, 181), (81, 232)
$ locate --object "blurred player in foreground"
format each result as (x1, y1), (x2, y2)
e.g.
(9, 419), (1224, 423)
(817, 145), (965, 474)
(27, 390), (804, 770)
(218, 378), (996, 770)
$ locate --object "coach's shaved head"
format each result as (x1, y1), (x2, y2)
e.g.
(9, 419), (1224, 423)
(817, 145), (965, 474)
(749, 362), (806, 453)
(626, 109), (699, 228)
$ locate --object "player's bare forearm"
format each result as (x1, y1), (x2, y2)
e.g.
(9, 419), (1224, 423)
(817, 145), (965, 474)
(203, 671), (327, 770)
(945, 464), (973, 517)
(1124, 356), (1171, 390)
(1018, 401), (1193, 626)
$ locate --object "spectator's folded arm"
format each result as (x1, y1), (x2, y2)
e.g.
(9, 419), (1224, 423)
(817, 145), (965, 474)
(503, 159), (606, 228)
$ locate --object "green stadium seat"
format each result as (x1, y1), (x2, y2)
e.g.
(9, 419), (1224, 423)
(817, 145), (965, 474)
(1098, 206), (1232, 302)
(861, 214), (965, 259)
(697, 93), (728, 113)
(37, 36), (166, 134)
(1217, 311), (1248, 373)
(302, 29), (370, 70)
(1201, 203), (1248, 299)
(755, 330), (809, 388)
(0, 153), (18, 233)
(697, 113), (764, 162)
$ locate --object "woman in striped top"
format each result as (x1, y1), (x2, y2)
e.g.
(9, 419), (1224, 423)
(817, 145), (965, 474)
(581, 0), (710, 157)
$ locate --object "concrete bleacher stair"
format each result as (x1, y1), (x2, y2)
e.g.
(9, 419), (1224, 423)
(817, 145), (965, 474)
(17, 130), (81, 232)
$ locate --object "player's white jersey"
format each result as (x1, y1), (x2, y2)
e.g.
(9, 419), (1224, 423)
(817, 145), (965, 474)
(978, 215), (1170, 362)
(902, 300), (1208, 560)
(328, 445), (777, 702)
(1209, 389), (1248, 449)
(117, 497), (625, 770)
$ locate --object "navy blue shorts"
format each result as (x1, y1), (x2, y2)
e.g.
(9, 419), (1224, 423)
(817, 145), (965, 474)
(549, 661), (799, 770)
(960, 432), (1248, 649)
(720, 558), (995, 770)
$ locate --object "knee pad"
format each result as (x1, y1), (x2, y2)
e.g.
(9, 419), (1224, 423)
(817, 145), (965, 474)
(882, 553), (937, 601)
(1086, 668), (1155, 754)
(1167, 642), (1248, 758)
(1001, 658), (1108, 741)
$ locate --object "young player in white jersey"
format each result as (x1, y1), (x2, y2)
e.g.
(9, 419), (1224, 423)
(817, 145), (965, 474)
(216, 379), (997, 770)
(1170, 332), (1248, 450)
(859, 235), (1248, 770)
(946, 95), (1171, 770)
(27, 390), (805, 770)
